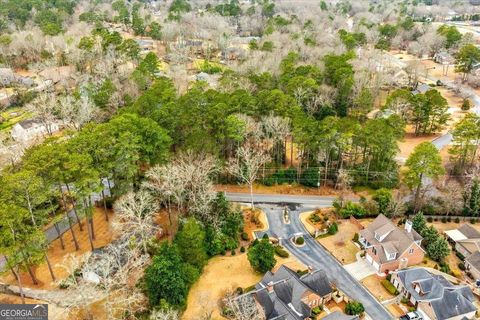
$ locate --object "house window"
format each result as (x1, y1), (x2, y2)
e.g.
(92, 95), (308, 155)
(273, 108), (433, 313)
(388, 252), (396, 261)
(409, 248), (414, 254)
(372, 247), (377, 255)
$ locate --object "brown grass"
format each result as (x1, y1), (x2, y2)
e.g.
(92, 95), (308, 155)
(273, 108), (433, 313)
(0, 208), (116, 290)
(361, 275), (395, 302)
(215, 183), (339, 196)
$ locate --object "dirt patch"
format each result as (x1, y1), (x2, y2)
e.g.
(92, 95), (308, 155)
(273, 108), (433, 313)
(0, 208), (116, 290)
(215, 183), (339, 196)
(242, 207), (267, 241)
(361, 275), (395, 302)
(398, 131), (440, 160)
(317, 219), (363, 265)
(154, 208), (180, 241)
(388, 303), (406, 318)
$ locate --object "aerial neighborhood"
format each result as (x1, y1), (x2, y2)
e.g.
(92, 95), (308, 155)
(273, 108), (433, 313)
(4, 0), (480, 320)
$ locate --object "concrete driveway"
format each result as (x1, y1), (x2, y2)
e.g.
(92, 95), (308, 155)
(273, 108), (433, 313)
(344, 258), (377, 281)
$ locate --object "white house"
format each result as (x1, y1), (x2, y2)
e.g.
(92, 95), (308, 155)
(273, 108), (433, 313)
(11, 119), (59, 142)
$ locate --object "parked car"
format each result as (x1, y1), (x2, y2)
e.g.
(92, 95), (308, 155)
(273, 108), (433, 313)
(400, 311), (423, 320)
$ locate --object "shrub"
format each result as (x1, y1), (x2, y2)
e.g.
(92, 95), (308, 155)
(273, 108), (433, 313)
(311, 306), (323, 315)
(309, 213), (322, 223)
(401, 297), (409, 305)
(441, 217), (447, 223)
(458, 262), (466, 271)
(472, 218), (477, 224)
(296, 236), (305, 245)
(231, 249), (236, 256)
(241, 232), (249, 241)
(427, 216), (433, 223)
(262, 233), (269, 240)
(328, 222), (338, 235)
(447, 217), (451, 223)
(339, 201), (367, 218)
(456, 251), (465, 260)
(461, 99), (471, 111)
(345, 301), (365, 315)
(386, 273), (392, 281)
(455, 217), (460, 223)
(247, 239), (276, 273)
(300, 167), (320, 187)
(274, 246), (290, 258)
(240, 246), (245, 253)
(381, 279), (399, 295)
(353, 233), (359, 242)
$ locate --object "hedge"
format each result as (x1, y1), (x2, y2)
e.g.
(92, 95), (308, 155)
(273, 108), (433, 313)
(381, 280), (398, 295)
(275, 246), (289, 258)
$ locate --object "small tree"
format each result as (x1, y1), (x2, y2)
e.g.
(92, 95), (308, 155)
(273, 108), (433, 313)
(412, 212), (427, 234)
(345, 301), (365, 315)
(427, 237), (450, 262)
(247, 239), (276, 273)
(461, 99), (471, 111)
(175, 218), (208, 270)
(372, 188), (393, 215)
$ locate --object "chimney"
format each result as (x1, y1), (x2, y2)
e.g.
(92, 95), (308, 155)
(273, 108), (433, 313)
(267, 281), (274, 293)
(405, 220), (413, 233)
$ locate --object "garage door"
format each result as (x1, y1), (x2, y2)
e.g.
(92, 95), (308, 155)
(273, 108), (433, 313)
(372, 261), (380, 271)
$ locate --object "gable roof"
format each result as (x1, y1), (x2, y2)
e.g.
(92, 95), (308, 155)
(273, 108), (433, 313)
(465, 251), (480, 272)
(359, 214), (422, 264)
(17, 119), (43, 130)
(395, 268), (476, 320)
(252, 265), (333, 320)
(458, 224), (480, 239)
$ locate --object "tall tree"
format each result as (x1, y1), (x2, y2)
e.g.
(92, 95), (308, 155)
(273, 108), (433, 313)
(403, 142), (445, 211)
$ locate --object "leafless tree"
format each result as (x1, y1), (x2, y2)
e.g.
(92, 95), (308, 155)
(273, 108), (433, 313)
(113, 191), (159, 254)
(26, 92), (58, 135)
(57, 94), (96, 130)
(228, 144), (271, 209)
(223, 291), (265, 320)
(150, 309), (180, 320)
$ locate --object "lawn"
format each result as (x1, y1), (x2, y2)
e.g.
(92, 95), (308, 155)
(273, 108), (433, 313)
(317, 219), (366, 265)
(0, 107), (31, 133)
(361, 275), (395, 302)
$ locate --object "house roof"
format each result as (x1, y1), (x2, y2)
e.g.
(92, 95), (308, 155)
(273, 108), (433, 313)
(465, 251), (480, 272)
(412, 83), (431, 95)
(252, 265), (333, 320)
(458, 224), (480, 239)
(359, 214), (422, 264)
(16, 119), (43, 130)
(395, 268), (476, 320)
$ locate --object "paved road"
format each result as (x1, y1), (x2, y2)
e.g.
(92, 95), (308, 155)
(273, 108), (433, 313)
(252, 204), (393, 320)
(224, 192), (338, 206)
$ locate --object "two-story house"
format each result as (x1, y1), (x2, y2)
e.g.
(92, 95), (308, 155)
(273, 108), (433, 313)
(359, 214), (424, 274)
(247, 265), (335, 319)
(391, 268), (477, 320)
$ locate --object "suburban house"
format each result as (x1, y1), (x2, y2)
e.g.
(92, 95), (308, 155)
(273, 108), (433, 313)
(246, 265), (335, 319)
(391, 268), (477, 320)
(412, 83), (432, 95)
(359, 214), (424, 274)
(11, 119), (59, 142)
(445, 224), (480, 258)
(465, 251), (480, 282)
(434, 51), (454, 65)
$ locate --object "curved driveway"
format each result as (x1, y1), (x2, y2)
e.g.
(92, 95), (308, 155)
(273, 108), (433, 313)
(253, 203), (393, 320)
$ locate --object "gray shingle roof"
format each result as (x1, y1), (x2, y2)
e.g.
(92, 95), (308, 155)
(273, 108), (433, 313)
(465, 251), (480, 270)
(395, 268), (476, 320)
(458, 224), (480, 239)
(252, 265), (333, 320)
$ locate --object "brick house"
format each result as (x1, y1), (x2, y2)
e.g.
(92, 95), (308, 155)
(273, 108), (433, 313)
(391, 268), (477, 320)
(359, 214), (424, 274)
(245, 265), (336, 319)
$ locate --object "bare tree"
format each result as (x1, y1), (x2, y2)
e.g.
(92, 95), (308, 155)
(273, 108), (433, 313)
(113, 191), (159, 254)
(150, 309), (180, 320)
(223, 291), (265, 320)
(26, 92), (58, 135)
(57, 94), (97, 130)
(228, 144), (271, 209)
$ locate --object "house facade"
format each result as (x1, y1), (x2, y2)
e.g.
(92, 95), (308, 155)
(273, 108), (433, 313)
(391, 268), (477, 320)
(246, 265), (336, 320)
(465, 251), (480, 281)
(11, 119), (59, 142)
(445, 224), (480, 258)
(359, 214), (424, 274)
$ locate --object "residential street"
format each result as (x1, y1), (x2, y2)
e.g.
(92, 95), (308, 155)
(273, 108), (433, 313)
(250, 203), (393, 320)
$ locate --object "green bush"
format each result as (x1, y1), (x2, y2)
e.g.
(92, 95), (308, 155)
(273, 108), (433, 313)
(353, 233), (359, 242)
(458, 262), (466, 271)
(381, 279), (398, 295)
(328, 222), (339, 235)
(240, 246), (245, 253)
(300, 167), (320, 187)
(339, 201), (367, 218)
(241, 232), (249, 241)
(447, 217), (451, 223)
(472, 218), (477, 224)
(311, 306), (323, 315)
(274, 246), (290, 258)
(456, 251), (465, 260)
(345, 301), (365, 315)
(427, 216), (433, 222)
(441, 217), (447, 223)
(386, 273), (391, 281)
(455, 217), (460, 223)
(295, 236), (305, 245)
(309, 213), (322, 223)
